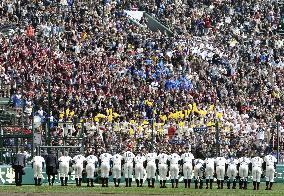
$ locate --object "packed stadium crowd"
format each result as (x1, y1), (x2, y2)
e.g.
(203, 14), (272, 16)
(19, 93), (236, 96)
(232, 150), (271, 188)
(0, 0), (284, 162)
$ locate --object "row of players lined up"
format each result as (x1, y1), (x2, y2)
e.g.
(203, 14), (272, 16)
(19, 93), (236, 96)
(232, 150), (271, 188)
(26, 147), (277, 190)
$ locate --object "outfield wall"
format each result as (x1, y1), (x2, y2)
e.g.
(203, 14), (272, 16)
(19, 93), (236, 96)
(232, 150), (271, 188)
(0, 165), (284, 185)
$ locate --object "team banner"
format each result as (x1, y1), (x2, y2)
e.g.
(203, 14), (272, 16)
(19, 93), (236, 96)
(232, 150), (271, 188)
(169, 139), (186, 145)
(193, 127), (208, 133)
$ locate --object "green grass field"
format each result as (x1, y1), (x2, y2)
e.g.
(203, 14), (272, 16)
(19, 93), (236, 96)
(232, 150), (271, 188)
(1, 184), (284, 196)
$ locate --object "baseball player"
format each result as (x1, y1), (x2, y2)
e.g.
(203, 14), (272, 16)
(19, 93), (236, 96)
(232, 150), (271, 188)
(263, 153), (277, 190)
(215, 155), (226, 189)
(72, 154), (86, 186)
(123, 149), (135, 187)
(226, 155), (238, 189)
(181, 147), (194, 188)
(99, 151), (112, 187)
(251, 154), (263, 190)
(169, 152), (181, 188)
(238, 155), (251, 189)
(58, 151), (72, 186)
(146, 151), (158, 188)
(134, 152), (146, 187)
(112, 152), (123, 187)
(85, 153), (98, 187)
(194, 158), (205, 189)
(157, 151), (169, 188)
(32, 155), (45, 186)
(204, 155), (215, 189)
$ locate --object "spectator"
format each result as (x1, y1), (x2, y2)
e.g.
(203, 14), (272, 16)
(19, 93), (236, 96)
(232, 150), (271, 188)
(0, 0), (283, 160)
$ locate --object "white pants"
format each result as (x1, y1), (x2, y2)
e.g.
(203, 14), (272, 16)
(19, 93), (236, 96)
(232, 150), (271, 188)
(73, 163), (83, 178)
(266, 166), (275, 182)
(227, 165), (237, 180)
(194, 164), (203, 179)
(158, 163), (168, 181)
(124, 162), (133, 178)
(59, 162), (69, 178)
(33, 162), (43, 178)
(101, 163), (110, 178)
(170, 164), (179, 180)
(239, 165), (248, 179)
(135, 164), (144, 180)
(216, 165), (225, 180)
(86, 163), (95, 179)
(252, 166), (262, 182)
(113, 164), (122, 179)
(146, 163), (156, 179)
(205, 166), (214, 179)
(183, 163), (192, 179)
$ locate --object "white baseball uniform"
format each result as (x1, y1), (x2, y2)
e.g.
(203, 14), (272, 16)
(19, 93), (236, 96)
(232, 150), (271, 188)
(264, 155), (277, 182)
(72, 155), (86, 178)
(181, 152), (194, 180)
(157, 153), (169, 181)
(99, 153), (112, 178)
(238, 157), (251, 179)
(194, 159), (205, 179)
(32, 156), (45, 178)
(226, 157), (238, 180)
(215, 157), (226, 180)
(135, 154), (146, 180)
(146, 152), (157, 179)
(112, 154), (123, 179)
(58, 155), (72, 178)
(251, 156), (263, 182)
(169, 153), (180, 180)
(204, 158), (215, 179)
(123, 151), (135, 178)
(85, 155), (98, 179)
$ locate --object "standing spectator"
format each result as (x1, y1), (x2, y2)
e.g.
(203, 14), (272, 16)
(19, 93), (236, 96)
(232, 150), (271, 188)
(12, 149), (26, 186)
(45, 150), (58, 186)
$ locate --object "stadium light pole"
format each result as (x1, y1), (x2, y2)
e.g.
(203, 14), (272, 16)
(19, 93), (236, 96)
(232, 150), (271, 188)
(151, 117), (154, 152)
(277, 121), (279, 163)
(43, 79), (52, 150)
(47, 80), (51, 147)
(102, 0), (105, 25)
(20, 80), (24, 128)
(276, 114), (281, 163)
(46, 32), (53, 150)
(215, 118), (220, 156)
(31, 106), (35, 158)
(147, 105), (155, 152)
